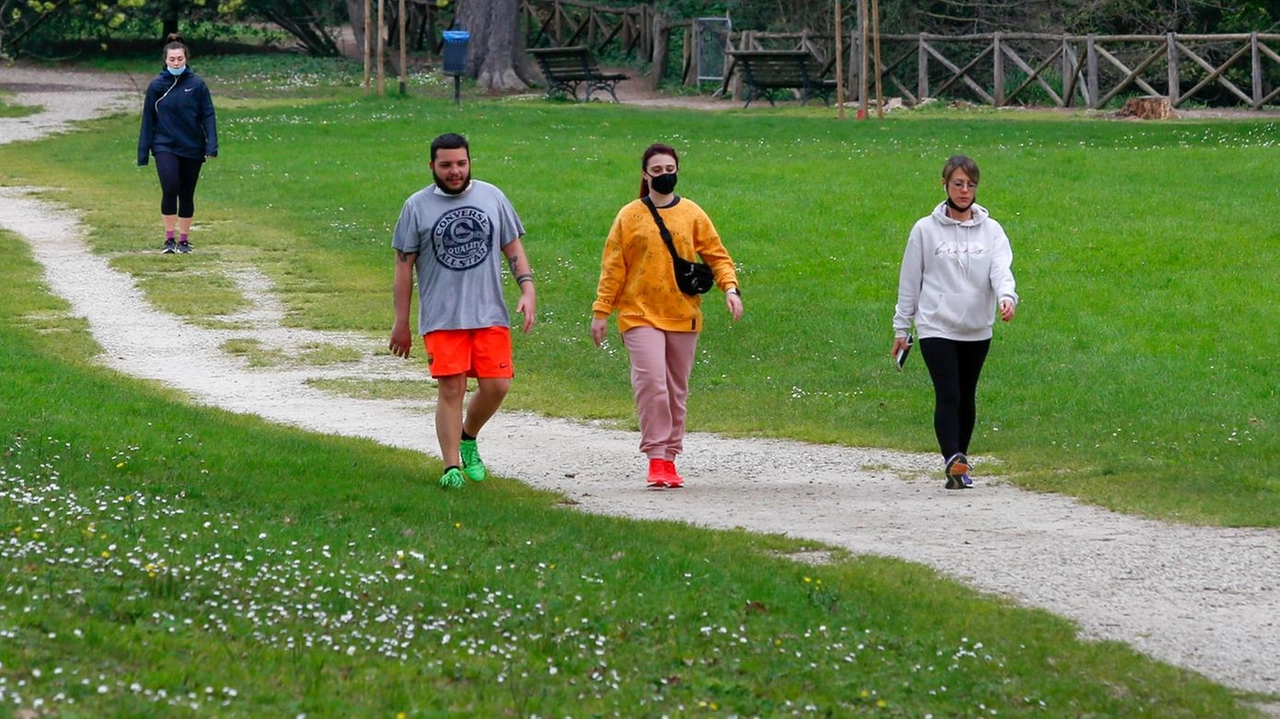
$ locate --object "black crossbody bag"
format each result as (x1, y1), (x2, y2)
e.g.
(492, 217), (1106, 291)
(642, 196), (715, 296)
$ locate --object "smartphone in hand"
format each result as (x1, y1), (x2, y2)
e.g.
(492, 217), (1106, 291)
(895, 334), (914, 370)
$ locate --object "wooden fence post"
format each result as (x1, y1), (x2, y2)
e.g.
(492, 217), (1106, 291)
(1061, 36), (1071, 106)
(1086, 34), (1098, 108)
(857, 0), (868, 116)
(651, 13), (669, 90)
(621, 8), (633, 54)
(871, 0), (882, 117)
(398, 0), (406, 95)
(835, 0), (845, 118)
(376, 0), (385, 95)
(1062, 37), (1082, 107)
(918, 33), (927, 102)
(848, 29), (859, 104)
(1252, 32), (1263, 108)
(363, 0), (372, 93)
(993, 31), (1004, 106)
(1167, 32), (1179, 104)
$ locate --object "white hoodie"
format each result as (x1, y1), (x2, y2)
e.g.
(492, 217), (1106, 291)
(893, 201), (1018, 342)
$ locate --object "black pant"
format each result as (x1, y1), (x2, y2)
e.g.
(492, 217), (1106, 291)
(154, 152), (204, 218)
(918, 337), (991, 460)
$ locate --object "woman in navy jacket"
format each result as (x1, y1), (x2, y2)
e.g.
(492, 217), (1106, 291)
(137, 34), (218, 254)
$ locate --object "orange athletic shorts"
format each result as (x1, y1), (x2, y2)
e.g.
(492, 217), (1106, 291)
(423, 326), (514, 379)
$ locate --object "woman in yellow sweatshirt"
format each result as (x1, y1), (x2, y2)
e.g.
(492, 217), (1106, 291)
(590, 143), (744, 489)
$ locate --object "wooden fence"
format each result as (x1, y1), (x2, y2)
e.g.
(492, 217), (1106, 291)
(514, 1), (1280, 108)
(861, 32), (1280, 109)
(725, 30), (1280, 109)
(520, 0), (649, 57)
(519, 0), (708, 89)
(716, 29), (1280, 108)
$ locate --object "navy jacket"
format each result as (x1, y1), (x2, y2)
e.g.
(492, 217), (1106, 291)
(137, 67), (218, 166)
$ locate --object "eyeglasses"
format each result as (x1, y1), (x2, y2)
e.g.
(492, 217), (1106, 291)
(949, 180), (978, 190)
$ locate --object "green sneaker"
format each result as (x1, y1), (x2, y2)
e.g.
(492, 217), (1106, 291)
(460, 439), (487, 481)
(439, 466), (466, 489)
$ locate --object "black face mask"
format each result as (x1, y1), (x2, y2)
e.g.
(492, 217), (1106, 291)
(649, 172), (678, 195)
(946, 195), (974, 213)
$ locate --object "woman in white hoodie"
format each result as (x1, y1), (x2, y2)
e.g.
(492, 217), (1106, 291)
(892, 155), (1018, 489)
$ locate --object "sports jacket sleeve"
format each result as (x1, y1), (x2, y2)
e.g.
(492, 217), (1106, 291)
(137, 84), (158, 166)
(198, 82), (218, 157)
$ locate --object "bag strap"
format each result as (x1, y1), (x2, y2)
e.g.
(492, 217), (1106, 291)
(641, 195), (685, 263)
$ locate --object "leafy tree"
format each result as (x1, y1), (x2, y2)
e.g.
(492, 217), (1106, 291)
(0, 0), (346, 58)
(0, 0), (124, 58)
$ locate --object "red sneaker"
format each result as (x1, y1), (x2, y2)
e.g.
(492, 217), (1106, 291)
(662, 459), (683, 488)
(647, 458), (670, 489)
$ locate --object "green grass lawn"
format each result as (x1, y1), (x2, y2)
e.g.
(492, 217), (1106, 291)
(0, 221), (1270, 717)
(1, 55), (1277, 717)
(2, 59), (1273, 526)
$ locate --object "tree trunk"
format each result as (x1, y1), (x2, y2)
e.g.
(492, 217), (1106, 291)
(346, 0), (366, 59)
(455, 0), (532, 91)
(162, 0), (181, 39)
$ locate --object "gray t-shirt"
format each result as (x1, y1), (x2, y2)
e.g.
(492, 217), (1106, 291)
(391, 180), (525, 333)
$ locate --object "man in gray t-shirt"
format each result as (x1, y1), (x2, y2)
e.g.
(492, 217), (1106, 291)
(389, 133), (536, 490)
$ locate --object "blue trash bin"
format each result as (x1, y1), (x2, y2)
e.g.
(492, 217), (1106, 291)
(442, 30), (470, 76)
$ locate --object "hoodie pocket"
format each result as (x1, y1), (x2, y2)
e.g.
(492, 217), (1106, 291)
(921, 292), (987, 333)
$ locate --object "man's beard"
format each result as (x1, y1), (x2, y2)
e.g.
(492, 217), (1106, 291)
(434, 170), (471, 195)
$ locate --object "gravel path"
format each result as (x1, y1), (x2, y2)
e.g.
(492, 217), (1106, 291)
(1, 65), (1277, 703)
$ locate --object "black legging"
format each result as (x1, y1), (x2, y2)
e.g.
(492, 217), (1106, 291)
(918, 337), (991, 460)
(154, 152), (204, 218)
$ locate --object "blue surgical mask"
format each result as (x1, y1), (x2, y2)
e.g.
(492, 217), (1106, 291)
(167, 66), (186, 76)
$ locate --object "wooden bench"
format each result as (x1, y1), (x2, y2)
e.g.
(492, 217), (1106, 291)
(527, 46), (628, 102)
(726, 50), (838, 108)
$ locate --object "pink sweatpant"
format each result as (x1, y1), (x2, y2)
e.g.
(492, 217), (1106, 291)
(622, 326), (699, 460)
